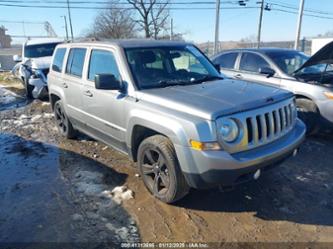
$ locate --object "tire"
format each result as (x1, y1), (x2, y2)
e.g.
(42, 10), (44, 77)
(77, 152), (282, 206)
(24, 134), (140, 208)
(137, 135), (190, 203)
(296, 98), (319, 135)
(24, 78), (34, 99)
(53, 100), (77, 139)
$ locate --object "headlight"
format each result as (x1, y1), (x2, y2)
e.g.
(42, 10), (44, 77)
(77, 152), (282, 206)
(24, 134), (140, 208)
(324, 91), (333, 100)
(220, 118), (239, 143)
(31, 69), (43, 79)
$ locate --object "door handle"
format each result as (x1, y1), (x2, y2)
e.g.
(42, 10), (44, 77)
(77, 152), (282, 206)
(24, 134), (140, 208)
(83, 90), (93, 97)
(234, 74), (243, 79)
(62, 83), (68, 88)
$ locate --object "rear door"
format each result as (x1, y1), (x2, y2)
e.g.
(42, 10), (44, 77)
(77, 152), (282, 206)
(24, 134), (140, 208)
(62, 47), (87, 125)
(81, 47), (127, 152)
(49, 46), (67, 95)
(237, 52), (281, 87)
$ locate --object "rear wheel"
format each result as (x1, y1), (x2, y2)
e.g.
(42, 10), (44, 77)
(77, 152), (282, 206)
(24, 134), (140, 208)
(296, 98), (319, 135)
(54, 100), (77, 139)
(137, 135), (189, 203)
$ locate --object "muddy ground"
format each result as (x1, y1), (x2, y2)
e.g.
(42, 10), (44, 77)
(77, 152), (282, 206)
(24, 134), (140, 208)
(1, 75), (333, 247)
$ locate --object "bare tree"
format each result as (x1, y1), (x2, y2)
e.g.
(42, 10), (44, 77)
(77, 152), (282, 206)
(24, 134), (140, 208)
(127, 0), (170, 39)
(87, 1), (137, 39)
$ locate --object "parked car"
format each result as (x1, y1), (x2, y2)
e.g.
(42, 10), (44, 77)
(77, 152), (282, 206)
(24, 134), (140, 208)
(48, 40), (305, 203)
(212, 44), (333, 133)
(12, 38), (63, 99)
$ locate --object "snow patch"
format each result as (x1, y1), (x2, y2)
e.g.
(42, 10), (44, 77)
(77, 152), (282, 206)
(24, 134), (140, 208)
(101, 186), (134, 204)
(0, 112), (56, 131)
(73, 170), (134, 204)
(30, 114), (42, 122)
(0, 85), (18, 105)
(43, 113), (54, 118)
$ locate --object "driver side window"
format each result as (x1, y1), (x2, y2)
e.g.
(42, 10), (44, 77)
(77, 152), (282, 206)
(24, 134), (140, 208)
(239, 52), (270, 73)
(88, 49), (121, 81)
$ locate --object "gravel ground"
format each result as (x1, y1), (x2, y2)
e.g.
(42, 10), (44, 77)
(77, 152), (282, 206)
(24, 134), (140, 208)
(0, 77), (333, 247)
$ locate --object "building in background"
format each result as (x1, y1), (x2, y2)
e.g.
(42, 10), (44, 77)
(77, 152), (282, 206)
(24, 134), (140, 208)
(0, 26), (12, 48)
(311, 37), (333, 55)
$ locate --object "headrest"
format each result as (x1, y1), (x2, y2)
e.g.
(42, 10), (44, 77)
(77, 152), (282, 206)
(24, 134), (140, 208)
(135, 51), (157, 64)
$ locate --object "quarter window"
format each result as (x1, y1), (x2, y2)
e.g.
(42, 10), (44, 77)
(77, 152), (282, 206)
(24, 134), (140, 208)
(88, 50), (121, 81)
(52, 48), (66, 73)
(239, 52), (270, 73)
(215, 52), (238, 69)
(66, 48), (86, 77)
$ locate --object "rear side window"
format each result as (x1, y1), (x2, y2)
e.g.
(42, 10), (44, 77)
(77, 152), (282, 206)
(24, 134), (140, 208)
(66, 48), (86, 77)
(239, 52), (270, 73)
(52, 48), (66, 73)
(88, 49), (121, 81)
(215, 52), (238, 69)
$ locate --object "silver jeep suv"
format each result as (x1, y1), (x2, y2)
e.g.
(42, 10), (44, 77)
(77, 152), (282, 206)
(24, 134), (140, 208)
(48, 40), (306, 203)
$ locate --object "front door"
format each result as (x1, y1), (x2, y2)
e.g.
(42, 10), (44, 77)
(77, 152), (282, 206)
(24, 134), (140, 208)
(81, 48), (127, 152)
(237, 52), (281, 88)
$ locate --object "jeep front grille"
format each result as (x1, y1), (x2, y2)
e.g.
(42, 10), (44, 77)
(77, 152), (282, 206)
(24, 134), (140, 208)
(217, 98), (297, 154)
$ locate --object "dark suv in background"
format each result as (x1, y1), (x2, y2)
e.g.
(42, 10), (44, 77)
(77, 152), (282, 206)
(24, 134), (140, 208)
(212, 44), (333, 134)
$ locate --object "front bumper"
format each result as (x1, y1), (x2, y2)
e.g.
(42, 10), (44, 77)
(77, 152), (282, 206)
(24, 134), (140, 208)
(175, 119), (306, 189)
(317, 99), (333, 128)
(29, 78), (48, 99)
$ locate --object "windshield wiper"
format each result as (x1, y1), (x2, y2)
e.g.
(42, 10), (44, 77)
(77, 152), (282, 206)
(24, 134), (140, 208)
(190, 75), (223, 84)
(146, 76), (224, 89)
(157, 80), (189, 88)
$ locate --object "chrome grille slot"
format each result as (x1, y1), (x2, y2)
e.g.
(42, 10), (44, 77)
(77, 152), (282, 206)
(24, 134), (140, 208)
(246, 118), (253, 144)
(217, 98), (297, 154)
(274, 110), (281, 134)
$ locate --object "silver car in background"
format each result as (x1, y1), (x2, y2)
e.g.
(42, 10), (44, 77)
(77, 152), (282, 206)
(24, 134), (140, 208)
(212, 43), (333, 134)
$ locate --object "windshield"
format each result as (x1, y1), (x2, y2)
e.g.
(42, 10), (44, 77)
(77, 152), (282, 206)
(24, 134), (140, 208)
(265, 50), (309, 75)
(125, 45), (221, 89)
(298, 63), (333, 75)
(24, 43), (60, 58)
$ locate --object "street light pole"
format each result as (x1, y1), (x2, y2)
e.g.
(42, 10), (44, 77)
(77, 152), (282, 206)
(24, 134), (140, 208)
(66, 0), (74, 41)
(257, 0), (264, 48)
(214, 0), (221, 55)
(294, 0), (305, 50)
(61, 15), (69, 41)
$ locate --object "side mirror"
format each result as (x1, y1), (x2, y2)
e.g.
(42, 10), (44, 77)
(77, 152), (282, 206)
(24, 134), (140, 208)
(214, 64), (221, 72)
(259, 67), (275, 77)
(95, 74), (122, 90)
(13, 55), (22, 62)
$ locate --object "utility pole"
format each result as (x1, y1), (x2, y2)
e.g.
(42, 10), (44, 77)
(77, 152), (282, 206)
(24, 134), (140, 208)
(214, 0), (221, 55)
(66, 0), (74, 41)
(22, 21), (26, 38)
(257, 0), (264, 48)
(170, 18), (173, 40)
(294, 0), (305, 50)
(61, 16), (69, 41)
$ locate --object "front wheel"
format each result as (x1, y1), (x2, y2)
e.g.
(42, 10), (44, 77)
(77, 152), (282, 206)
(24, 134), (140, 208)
(296, 98), (319, 135)
(54, 100), (77, 139)
(137, 135), (189, 203)
(24, 78), (34, 99)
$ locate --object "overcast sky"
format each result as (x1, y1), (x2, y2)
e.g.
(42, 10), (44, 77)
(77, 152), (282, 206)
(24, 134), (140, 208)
(1, 0), (333, 44)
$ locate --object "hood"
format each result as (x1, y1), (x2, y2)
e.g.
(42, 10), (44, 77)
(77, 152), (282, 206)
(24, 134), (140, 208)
(295, 41), (333, 73)
(23, 56), (52, 70)
(140, 79), (292, 120)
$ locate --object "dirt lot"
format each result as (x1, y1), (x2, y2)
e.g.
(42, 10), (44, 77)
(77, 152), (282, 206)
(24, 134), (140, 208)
(1, 74), (333, 246)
